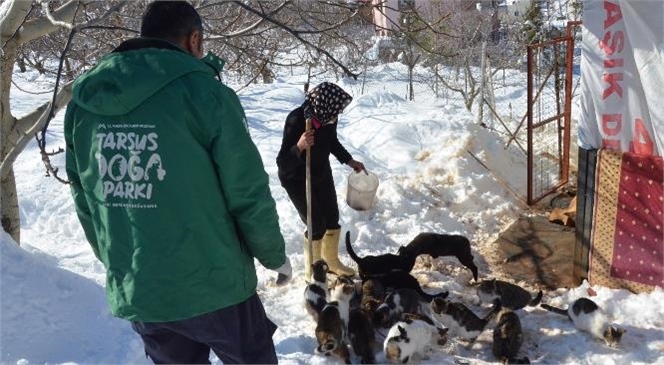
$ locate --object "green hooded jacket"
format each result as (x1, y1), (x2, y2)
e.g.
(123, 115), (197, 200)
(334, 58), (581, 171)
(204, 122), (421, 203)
(64, 38), (286, 322)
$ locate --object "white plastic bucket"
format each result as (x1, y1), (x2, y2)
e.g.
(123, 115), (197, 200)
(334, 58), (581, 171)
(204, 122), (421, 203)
(346, 170), (379, 211)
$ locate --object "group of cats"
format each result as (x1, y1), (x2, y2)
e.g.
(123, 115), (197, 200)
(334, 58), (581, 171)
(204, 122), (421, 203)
(303, 231), (626, 364)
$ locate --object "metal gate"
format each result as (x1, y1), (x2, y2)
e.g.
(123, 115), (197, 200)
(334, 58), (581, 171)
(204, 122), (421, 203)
(526, 21), (581, 205)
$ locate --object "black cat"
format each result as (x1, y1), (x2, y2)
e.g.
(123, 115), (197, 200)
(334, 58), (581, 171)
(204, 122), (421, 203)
(365, 269), (448, 302)
(348, 308), (376, 364)
(346, 231), (417, 279)
(398, 232), (479, 281)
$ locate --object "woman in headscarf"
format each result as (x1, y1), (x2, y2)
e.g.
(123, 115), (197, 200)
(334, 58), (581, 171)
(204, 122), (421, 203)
(277, 82), (364, 281)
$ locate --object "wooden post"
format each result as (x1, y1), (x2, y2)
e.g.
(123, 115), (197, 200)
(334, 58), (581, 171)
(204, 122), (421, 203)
(305, 118), (313, 270)
(476, 41), (487, 125)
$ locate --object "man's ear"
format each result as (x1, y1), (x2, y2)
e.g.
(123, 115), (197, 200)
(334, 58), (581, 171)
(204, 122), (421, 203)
(186, 30), (203, 58)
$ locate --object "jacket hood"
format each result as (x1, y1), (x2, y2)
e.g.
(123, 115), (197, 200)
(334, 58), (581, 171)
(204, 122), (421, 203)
(72, 38), (223, 116)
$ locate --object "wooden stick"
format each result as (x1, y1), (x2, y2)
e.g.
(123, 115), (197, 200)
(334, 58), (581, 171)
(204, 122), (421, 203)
(305, 118), (313, 270)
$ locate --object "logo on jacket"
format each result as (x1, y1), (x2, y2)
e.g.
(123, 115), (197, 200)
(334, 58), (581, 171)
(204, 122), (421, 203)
(95, 124), (166, 206)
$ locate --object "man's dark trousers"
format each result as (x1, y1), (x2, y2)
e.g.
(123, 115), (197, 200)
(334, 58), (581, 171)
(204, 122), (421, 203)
(131, 293), (278, 364)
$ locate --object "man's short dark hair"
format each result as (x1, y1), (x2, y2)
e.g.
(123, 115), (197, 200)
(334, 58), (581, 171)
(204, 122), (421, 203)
(141, 1), (203, 41)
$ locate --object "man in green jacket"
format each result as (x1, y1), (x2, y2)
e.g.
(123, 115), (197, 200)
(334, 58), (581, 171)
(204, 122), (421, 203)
(64, 1), (290, 363)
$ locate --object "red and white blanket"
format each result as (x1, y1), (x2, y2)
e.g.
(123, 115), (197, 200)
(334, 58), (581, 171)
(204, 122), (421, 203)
(589, 150), (663, 292)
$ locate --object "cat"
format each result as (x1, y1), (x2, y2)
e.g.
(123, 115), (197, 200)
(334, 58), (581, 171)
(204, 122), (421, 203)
(330, 275), (356, 345)
(398, 232), (479, 281)
(430, 297), (502, 344)
(346, 231), (417, 279)
(373, 288), (426, 328)
(304, 259), (329, 322)
(360, 279), (386, 318)
(365, 269), (449, 302)
(476, 279), (542, 310)
(541, 297), (625, 347)
(493, 308), (530, 364)
(383, 317), (449, 364)
(348, 308), (377, 364)
(315, 300), (352, 364)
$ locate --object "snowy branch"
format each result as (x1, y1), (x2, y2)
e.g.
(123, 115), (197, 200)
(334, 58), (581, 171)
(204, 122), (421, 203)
(37, 0), (75, 30)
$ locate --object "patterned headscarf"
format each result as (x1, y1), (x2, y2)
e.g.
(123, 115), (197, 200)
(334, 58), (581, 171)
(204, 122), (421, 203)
(303, 82), (353, 126)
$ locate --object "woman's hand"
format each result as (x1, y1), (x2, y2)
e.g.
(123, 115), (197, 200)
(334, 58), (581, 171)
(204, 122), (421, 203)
(347, 159), (366, 174)
(296, 130), (315, 154)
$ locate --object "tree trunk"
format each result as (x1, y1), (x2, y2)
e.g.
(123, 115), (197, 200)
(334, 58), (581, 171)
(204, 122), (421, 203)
(1, 169), (20, 243)
(408, 65), (414, 101)
(0, 40), (21, 244)
(16, 54), (26, 73)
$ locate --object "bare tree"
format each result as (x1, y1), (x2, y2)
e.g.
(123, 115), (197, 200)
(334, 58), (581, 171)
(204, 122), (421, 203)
(1, 0), (133, 243)
(0, 0), (377, 244)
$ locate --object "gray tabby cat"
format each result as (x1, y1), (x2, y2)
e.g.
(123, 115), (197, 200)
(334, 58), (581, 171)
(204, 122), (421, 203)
(430, 297), (502, 344)
(541, 297), (625, 347)
(476, 279), (542, 310)
(493, 308), (530, 364)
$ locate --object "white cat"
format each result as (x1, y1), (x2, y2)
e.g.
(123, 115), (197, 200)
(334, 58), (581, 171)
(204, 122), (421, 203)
(542, 297), (625, 347)
(383, 317), (448, 364)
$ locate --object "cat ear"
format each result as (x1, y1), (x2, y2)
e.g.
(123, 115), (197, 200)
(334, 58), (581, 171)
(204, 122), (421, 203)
(398, 325), (407, 337)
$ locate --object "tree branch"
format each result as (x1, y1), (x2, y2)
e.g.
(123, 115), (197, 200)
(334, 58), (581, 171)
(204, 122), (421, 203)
(0, 0), (32, 45)
(17, 0), (81, 44)
(205, 0), (290, 38)
(37, 0), (74, 30)
(0, 81), (73, 180)
(231, 0), (358, 79)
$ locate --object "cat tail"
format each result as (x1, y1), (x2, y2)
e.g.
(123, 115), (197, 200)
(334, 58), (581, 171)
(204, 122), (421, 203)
(345, 231), (362, 264)
(315, 339), (338, 354)
(541, 303), (570, 318)
(528, 290), (543, 307)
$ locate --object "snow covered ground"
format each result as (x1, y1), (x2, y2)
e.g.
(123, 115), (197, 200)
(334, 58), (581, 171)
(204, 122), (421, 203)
(2, 64), (663, 364)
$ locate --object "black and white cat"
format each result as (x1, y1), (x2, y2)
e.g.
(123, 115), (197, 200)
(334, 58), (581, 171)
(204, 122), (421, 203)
(348, 308), (377, 364)
(304, 259), (329, 322)
(346, 232), (417, 279)
(493, 308), (530, 364)
(373, 288), (426, 328)
(476, 279), (542, 310)
(430, 297), (502, 344)
(541, 297), (626, 347)
(366, 269), (449, 302)
(398, 232), (479, 281)
(383, 317), (449, 364)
